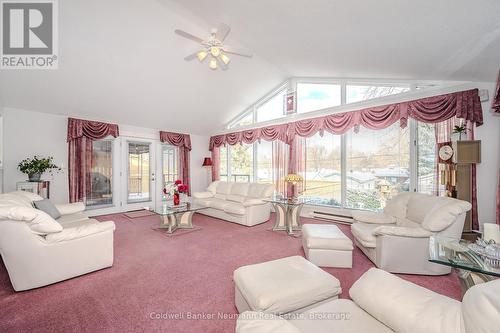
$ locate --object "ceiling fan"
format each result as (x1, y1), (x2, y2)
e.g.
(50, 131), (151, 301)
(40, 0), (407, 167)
(174, 23), (253, 70)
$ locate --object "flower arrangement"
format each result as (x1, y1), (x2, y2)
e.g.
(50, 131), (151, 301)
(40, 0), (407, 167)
(163, 179), (189, 205)
(18, 156), (60, 182)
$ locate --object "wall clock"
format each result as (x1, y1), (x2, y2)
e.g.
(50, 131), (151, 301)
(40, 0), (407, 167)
(438, 145), (454, 162)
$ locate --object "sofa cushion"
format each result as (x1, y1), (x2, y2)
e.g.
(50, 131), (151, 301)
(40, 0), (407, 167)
(383, 192), (411, 219)
(45, 220), (115, 243)
(421, 200), (472, 232)
(372, 226), (434, 238)
(302, 224), (353, 251)
(216, 182), (233, 195)
(462, 278), (500, 333)
(209, 198), (229, 210)
(234, 256), (341, 314)
(0, 206), (62, 234)
(242, 198), (266, 207)
(224, 202), (246, 215)
(12, 190), (44, 202)
(351, 222), (378, 248)
(195, 198), (213, 207)
(192, 191), (213, 199)
(214, 194), (227, 200)
(237, 312), (301, 333)
(396, 217), (421, 228)
(247, 183), (274, 198)
(56, 212), (90, 226)
(207, 181), (219, 194)
(406, 193), (442, 223)
(0, 193), (34, 208)
(227, 194), (246, 203)
(231, 183), (250, 196)
(33, 199), (61, 219)
(350, 268), (462, 333)
(351, 211), (396, 224)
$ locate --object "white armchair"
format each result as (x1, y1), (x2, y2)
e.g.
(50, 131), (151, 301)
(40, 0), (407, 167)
(0, 191), (115, 291)
(351, 192), (471, 275)
(193, 181), (275, 226)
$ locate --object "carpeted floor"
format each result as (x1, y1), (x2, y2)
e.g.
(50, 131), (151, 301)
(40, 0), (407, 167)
(0, 213), (461, 333)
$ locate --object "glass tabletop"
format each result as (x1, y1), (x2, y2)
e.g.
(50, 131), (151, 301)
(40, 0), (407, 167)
(428, 236), (500, 277)
(265, 196), (310, 206)
(154, 202), (207, 216)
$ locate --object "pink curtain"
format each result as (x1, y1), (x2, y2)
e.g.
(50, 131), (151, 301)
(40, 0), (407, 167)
(497, 171), (500, 225)
(287, 137), (305, 197)
(493, 70), (500, 113)
(159, 131), (192, 195)
(210, 89), (483, 150)
(67, 118), (119, 203)
(211, 147), (220, 181)
(272, 141), (287, 196)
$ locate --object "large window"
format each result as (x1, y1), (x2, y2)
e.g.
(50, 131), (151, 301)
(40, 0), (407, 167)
(87, 139), (113, 207)
(256, 89), (286, 122)
(417, 122), (439, 194)
(303, 133), (342, 206)
(162, 144), (179, 185)
(221, 144), (254, 182)
(346, 122), (410, 210)
(256, 141), (273, 184)
(297, 83), (341, 114)
(346, 85), (410, 104)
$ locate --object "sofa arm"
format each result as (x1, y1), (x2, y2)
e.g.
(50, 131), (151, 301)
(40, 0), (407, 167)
(45, 221), (115, 243)
(236, 312), (300, 333)
(373, 226), (433, 238)
(192, 191), (214, 199)
(349, 268), (462, 333)
(55, 202), (86, 215)
(351, 211), (396, 224)
(242, 199), (266, 207)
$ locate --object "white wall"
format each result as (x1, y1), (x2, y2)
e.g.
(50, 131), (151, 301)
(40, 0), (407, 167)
(1, 108), (210, 209)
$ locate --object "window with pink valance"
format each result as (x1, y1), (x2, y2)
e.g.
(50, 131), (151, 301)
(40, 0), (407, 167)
(67, 118), (119, 203)
(159, 131), (192, 195)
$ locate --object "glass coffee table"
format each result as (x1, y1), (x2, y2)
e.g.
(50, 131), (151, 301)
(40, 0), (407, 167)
(154, 203), (207, 234)
(265, 197), (310, 236)
(428, 236), (500, 293)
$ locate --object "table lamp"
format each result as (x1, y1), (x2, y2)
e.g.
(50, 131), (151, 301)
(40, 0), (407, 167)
(285, 174), (303, 201)
(202, 157), (213, 184)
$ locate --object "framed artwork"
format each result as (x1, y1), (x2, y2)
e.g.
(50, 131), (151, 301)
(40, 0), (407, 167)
(284, 92), (296, 114)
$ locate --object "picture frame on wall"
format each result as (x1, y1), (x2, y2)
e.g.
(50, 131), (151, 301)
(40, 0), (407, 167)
(284, 92), (296, 115)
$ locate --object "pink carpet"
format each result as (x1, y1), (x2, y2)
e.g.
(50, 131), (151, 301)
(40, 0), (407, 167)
(0, 213), (461, 333)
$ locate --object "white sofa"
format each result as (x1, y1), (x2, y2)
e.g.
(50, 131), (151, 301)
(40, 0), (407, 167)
(350, 192), (471, 275)
(193, 181), (274, 226)
(236, 267), (500, 333)
(0, 191), (115, 291)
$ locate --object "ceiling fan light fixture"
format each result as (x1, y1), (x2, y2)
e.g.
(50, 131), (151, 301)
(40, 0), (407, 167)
(210, 46), (221, 57)
(197, 50), (208, 62)
(220, 53), (230, 65)
(209, 57), (218, 70)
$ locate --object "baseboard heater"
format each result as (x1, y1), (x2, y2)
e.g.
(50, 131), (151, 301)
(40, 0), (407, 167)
(311, 211), (354, 225)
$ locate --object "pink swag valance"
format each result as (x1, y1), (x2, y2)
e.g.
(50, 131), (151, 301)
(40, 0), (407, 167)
(209, 89), (483, 150)
(159, 131), (192, 151)
(493, 70), (500, 113)
(67, 117), (119, 141)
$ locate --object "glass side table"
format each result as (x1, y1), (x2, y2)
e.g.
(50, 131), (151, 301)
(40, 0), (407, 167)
(153, 203), (207, 234)
(265, 197), (309, 236)
(428, 236), (500, 294)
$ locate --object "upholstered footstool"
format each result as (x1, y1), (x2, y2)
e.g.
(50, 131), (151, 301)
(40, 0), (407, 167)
(233, 256), (341, 314)
(302, 224), (354, 268)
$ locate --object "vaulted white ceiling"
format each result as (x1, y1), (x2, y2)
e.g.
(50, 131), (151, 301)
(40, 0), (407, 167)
(1, 0), (499, 135)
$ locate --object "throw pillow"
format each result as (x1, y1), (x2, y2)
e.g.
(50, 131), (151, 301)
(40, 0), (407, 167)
(33, 199), (62, 219)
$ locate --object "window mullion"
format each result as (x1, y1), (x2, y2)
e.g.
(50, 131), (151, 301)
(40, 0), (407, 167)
(409, 118), (417, 192)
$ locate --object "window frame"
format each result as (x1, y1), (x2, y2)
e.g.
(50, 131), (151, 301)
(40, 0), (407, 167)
(85, 138), (114, 210)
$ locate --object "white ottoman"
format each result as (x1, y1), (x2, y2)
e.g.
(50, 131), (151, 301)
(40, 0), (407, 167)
(233, 256), (341, 314)
(302, 224), (354, 268)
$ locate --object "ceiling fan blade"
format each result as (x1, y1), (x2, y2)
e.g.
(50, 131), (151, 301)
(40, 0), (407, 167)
(222, 46), (253, 58)
(174, 29), (205, 44)
(184, 52), (199, 61)
(216, 23), (231, 42)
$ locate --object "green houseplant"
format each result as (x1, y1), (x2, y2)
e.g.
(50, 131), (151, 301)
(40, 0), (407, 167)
(452, 124), (469, 140)
(18, 156), (60, 182)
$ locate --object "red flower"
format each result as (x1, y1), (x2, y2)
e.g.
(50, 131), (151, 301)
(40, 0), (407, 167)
(174, 179), (182, 185)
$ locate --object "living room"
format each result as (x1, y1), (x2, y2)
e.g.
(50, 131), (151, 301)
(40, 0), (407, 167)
(0, 1), (499, 332)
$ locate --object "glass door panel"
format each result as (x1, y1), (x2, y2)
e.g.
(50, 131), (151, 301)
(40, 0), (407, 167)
(127, 142), (151, 203)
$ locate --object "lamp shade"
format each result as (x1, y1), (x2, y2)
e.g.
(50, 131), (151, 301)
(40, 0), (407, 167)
(202, 157), (213, 167)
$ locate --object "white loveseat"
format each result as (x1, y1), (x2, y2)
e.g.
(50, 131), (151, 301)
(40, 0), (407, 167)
(0, 191), (115, 291)
(193, 181), (274, 226)
(236, 267), (500, 333)
(351, 192), (471, 275)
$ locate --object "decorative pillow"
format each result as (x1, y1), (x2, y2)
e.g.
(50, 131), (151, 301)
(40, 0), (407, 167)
(29, 210), (63, 235)
(421, 200), (471, 232)
(33, 199), (61, 219)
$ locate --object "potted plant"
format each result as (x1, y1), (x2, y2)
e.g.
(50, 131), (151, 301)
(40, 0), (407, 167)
(18, 156), (60, 182)
(163, 179), (189, 206)
(452, 123), (469, 140)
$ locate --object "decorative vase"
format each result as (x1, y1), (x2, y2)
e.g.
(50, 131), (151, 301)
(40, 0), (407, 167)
(28, 173), (41, 182)
(173, 192), (180, 206)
